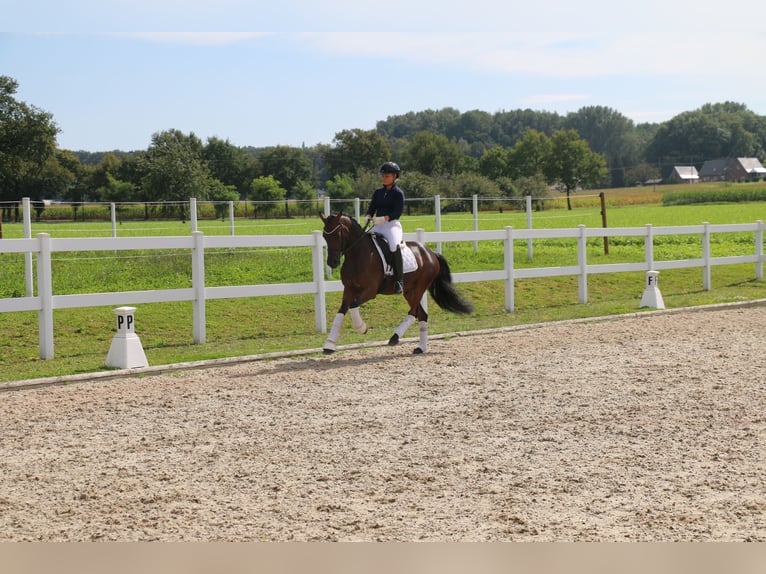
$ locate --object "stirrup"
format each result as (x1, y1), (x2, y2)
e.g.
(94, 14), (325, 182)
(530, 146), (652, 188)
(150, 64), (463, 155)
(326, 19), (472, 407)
(394, 280), (403, 294)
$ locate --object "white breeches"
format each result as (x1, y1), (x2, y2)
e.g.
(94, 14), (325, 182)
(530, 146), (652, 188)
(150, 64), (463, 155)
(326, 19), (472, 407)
(370, 219), (403, 252)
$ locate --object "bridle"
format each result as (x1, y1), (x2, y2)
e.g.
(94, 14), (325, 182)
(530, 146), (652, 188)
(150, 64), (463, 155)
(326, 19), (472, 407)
(322, 220), (347, 257)
(322, 216), (369, 258)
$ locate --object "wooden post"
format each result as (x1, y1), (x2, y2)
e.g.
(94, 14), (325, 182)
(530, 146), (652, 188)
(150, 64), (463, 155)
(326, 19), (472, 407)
(600, 191), (609, 255)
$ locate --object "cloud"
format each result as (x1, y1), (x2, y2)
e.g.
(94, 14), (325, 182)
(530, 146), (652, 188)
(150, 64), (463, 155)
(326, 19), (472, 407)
(524, 94), (592, 105)
(111, 32), (271, 46)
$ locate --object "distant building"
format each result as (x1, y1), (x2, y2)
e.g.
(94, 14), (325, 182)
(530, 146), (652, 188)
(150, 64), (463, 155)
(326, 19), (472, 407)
(669, 166), (699, 184)
(730, 157), (766, 182)
(699, 157), (766, 182)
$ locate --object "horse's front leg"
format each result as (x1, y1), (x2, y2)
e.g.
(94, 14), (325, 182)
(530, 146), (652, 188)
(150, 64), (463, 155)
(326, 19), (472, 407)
(323, 298), (351, 354)
(324, 293), (369, 354)
(349, 306), (368, 335)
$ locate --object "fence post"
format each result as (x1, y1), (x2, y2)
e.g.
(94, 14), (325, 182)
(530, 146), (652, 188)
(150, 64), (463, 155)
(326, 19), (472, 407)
(229, 201), (235, 236)
(600, 191), (609, 255)
(312, 230), (328, 333)
(434, 195), (442, 254)
(354, 197), (360, 220)
(23, 197), (33, 297)
(702, 222), (711, 291)
(190, 198), (198, 232)
(111, 202), (117, 237)
(36, 233), (54, 359)
(191, 231), (206, 344)
(645, 224), (654, 270)
(756, 220), (764, 280)
(323, 196), (330, 216)
(472, 195), (479, 253)
(526, 195), (533, 261)
(578, 224), (588, 304)
(504, 226), (515, 312)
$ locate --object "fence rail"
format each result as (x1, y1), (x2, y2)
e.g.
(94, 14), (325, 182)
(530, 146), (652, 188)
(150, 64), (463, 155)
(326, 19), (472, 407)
(1, 221), (764, 360)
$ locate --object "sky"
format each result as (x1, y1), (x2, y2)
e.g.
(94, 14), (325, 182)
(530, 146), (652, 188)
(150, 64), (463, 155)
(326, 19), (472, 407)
(3, 0), (766, 153)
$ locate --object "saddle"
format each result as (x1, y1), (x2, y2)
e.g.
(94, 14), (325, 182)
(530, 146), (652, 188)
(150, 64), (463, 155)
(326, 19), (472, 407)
(369, 233), (417, 276)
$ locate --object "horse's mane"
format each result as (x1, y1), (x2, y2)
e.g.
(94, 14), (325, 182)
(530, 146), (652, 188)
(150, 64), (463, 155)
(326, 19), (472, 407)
(337, 212), (364, 234)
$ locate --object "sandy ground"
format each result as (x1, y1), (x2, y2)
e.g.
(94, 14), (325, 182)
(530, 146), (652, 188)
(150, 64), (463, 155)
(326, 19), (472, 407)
(1, 304), (765, 541)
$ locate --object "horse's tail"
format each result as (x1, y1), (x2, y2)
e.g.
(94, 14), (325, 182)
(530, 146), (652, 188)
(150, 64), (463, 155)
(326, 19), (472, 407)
(429, 253), (473, 314)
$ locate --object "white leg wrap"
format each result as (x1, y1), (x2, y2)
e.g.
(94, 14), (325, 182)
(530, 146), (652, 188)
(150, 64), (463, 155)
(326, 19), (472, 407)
(324, 313), (345, 350)
(395, 314), (417, 338)
(349, 307), (367, 334)
(418, 320), (428, 353)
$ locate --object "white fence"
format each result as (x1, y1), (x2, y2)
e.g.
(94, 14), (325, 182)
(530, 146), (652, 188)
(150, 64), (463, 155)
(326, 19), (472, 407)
(0, 221), (764, 360)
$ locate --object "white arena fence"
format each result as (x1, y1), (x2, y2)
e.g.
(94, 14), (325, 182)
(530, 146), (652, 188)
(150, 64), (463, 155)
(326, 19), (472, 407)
(1, 219), (764, 361)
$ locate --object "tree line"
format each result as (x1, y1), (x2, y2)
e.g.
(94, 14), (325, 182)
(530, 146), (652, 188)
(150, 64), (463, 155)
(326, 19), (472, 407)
(3, 73), (766, 221)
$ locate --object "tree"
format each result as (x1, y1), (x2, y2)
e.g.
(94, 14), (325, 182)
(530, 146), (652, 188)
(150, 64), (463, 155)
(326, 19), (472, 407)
(545, 130), (607, 210)
(509, 129), (552, 180)
(207, 179), (240, 220)
(324, 129), (391, 179)
(449, 173), (502, 206)
(479, 146), (511, 180)
(258, 145), (314, 218)
(564, 106), (640, 187)
(0, 76), (59, 219)
(203, 137), (252, 197)
(97, 173), (137, 204)
(324, 173), (356, 212)
(406, 131), (465, 176)
(248, 175), (285, 218)
(140, 129), (212, 220)
(624, 162), (661, 186)
(645, 102), (766, 177)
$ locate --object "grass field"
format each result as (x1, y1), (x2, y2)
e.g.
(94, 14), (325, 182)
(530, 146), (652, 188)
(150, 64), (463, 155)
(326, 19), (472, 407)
(1, 185), (765, 383)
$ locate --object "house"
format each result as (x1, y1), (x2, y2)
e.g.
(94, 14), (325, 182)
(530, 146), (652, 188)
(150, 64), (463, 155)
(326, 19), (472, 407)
(669, 166), (699, 184)
(698, 159), (730, 182)
(699, 157), (766, 182)
(730, 157), (766, 182)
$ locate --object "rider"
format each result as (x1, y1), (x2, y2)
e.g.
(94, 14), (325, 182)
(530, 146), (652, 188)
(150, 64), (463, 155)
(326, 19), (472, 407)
(366, 161), (405, 294)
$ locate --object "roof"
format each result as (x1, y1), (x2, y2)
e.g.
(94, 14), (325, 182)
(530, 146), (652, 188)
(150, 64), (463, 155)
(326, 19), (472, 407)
(699, 159), (729, 177)
(736, 157), (766, 174)
(672, 166), (699, 179)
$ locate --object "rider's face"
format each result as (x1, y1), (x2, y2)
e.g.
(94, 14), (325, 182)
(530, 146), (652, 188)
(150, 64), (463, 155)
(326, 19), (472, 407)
(381, 172), (396, 187)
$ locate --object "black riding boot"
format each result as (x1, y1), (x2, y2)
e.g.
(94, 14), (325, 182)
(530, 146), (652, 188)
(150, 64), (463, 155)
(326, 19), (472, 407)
(392, 246), (404, 294)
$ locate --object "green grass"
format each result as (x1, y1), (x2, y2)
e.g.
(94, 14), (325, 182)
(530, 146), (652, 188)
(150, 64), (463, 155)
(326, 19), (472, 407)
(1, 196), (765, 383)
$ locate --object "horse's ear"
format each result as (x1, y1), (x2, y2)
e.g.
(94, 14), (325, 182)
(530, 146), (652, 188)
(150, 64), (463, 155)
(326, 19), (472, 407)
(319, 211), (326, 222)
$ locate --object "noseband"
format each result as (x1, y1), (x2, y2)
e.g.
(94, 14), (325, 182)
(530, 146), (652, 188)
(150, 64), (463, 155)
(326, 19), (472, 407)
(323, 217), (367, 257)
(322, 221), (346, 255)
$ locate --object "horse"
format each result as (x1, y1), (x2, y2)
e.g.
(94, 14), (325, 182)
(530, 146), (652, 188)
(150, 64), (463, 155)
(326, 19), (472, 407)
(319, 212), (473, 354)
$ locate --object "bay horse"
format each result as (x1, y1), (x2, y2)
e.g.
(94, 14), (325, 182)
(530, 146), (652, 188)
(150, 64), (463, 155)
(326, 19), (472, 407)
(320, 212), (473, 354)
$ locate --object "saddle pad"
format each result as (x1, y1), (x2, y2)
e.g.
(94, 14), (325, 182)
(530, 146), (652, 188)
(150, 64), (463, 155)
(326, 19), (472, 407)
(401, 244), (417, 274)
(370, 235), (418, 275)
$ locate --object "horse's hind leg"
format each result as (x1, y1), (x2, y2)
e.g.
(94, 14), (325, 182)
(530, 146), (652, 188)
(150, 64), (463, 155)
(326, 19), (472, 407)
(413, 303), (430, 354)
(415, 318), (429, 354)
(388, 314), (415, 346)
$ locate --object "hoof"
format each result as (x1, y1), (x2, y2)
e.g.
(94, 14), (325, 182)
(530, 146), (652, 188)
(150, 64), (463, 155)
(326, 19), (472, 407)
(388, 334), (399, 346)
(323, 347), (336, 355)
(412, 347), (424, 355)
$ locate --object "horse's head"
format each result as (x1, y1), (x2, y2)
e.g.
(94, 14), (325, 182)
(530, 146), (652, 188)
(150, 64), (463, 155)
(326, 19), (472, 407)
(320, 211), (353, 269)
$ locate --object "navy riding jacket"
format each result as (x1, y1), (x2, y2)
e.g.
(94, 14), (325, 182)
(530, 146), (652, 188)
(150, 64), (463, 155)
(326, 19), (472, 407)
(366, 184), (404, 220)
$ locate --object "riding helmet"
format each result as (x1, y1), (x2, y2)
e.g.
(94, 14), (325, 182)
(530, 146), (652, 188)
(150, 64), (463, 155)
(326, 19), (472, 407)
(379, 161), (401, 176)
